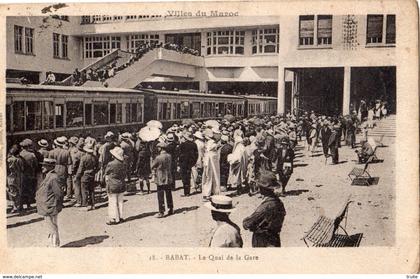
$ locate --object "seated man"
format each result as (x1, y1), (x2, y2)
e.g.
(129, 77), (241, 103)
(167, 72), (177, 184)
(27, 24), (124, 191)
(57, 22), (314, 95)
(355, 140), (374, 163)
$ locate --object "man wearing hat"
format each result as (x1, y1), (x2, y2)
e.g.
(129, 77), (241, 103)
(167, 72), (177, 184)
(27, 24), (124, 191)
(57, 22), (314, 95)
(151, 142), (174, 218)
(219, 134), (233, 192)
(38, 139), (50, 160)
(20, 139), (39, 209)
(328, 124), (340, 164)
(120, 132), (135, 183)
(67, 136), (80, 200)
(243, 171), (286, 247)
(202, 129), (221, 201)
(205, 195), (243, 247)
(165, 133), (178, 191)
(49, 136), (72, 195)
(276, 138), (294, 196)
(227, 134), (248, 195)
(35, 158), (63, 247)
(99, 131), (117, 186)
(75, 142), (98, 210)
(105, 146), (127, 224)
(178, 132), (198, 197)
(320, 121), (332, 158)
(7, 145), (24, 213)
(191, 131), (205, 192)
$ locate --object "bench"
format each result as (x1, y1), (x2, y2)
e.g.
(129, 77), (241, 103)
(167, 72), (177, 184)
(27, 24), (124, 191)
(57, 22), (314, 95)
(303, 197), (352, 247)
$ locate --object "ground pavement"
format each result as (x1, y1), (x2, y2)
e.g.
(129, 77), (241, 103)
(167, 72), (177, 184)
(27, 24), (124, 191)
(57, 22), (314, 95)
(7, 120), (395, 247)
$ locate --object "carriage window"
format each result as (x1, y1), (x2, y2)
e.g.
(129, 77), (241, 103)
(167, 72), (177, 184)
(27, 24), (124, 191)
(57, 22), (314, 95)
(232, 104), (237, 116)
(180, 102), (189, 118)
(66, 101), (83, 127)
(13, 101), (25, 132)
(43, 101), (54, 129)
(110, 103), (116, 124)
(131, 103), (138, 122)
(137, 103), (142, 122)
(55, 104), (64, 128)
(26, 101), (42, 131)
(192, 102), (201, 118)
(176, 103), (181, 119)
(93, 102), (108, 125)
(85, 104), (92, 125)
(116, 103), (123, 124)
(125, 103), (131, 123)
(218, 103), (225, 115)
(171, 103), (177, 120)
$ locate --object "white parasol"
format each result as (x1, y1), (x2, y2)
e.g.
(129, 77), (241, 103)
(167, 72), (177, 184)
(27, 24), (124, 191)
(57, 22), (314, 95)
(204, 119), (220, 129)
(138, 126), (161, 142)
(147, 120), (163, 130)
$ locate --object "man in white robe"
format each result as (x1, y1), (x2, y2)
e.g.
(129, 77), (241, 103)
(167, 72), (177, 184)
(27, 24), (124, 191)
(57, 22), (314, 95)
(227, 136), (248, 195)
(202, 129), (221, 200)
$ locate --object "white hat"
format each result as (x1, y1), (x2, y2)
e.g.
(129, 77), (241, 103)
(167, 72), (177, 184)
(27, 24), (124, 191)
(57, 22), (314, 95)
(110, 146), (124, 161)
(105, 131), (115, 139)
(194, 131), (204, 140)
(204, 195), (236, 213)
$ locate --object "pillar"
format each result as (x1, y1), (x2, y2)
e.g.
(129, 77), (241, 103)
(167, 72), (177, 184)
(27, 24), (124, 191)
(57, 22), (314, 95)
(342, 66), (351, 115)
(199, 80), (208, 92)
(277, 66), (285, 114)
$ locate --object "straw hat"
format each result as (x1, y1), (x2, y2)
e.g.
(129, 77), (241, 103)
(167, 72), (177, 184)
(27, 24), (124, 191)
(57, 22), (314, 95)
(37, 139), (49, 148)
(204, 195), (236, 213)
(110, 146), (124, 161)
(83, 142), (95, 153)
(20, 138), (33, 148)
(41, 158), (56, 166)
(193, 131), (204, 140)
(166, 133), (175, 142)
(104, 131), (115, 140)
(54, 136), (67, 147)
(256, 171), (280, 190)
(69, 136), (78, 145)
(221, 135), (229, 142)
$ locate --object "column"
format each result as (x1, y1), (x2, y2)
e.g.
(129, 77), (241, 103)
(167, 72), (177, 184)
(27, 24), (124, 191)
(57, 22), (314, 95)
(199, 80), (208, 92)
(342, 66), (351, 115)
(277, 66), (285, 114)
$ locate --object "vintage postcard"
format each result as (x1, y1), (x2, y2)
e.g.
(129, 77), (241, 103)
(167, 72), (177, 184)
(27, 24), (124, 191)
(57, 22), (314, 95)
(0, 0), (418, 274)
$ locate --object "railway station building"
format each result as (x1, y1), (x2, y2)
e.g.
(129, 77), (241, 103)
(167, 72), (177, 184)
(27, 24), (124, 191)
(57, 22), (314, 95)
(6, 14), (396, 115)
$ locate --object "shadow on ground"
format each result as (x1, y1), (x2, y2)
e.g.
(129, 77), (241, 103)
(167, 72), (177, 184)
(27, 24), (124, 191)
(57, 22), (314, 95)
(7, 217), (44, 229)
(61, 235), (109, 247)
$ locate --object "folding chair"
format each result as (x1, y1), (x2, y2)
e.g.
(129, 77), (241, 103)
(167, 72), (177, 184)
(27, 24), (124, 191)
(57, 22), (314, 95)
(302, 197), (353, 247)
(348, 156), (373, 186)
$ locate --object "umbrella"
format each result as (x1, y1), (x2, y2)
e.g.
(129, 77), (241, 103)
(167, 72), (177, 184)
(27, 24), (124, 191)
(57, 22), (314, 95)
(138, 126), (161, 142)
(182, 119), (195, 126)
(147, 120), (163, 130)
(223, 114), (236, 122)
(204, 119), (220, 129)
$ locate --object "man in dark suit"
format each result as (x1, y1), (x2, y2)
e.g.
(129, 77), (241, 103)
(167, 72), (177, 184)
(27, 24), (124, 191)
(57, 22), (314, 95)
(151, 142), (174, 218)
(243, 171), (286, 247)
(320, 121), (331, 158)
(328, 124), (340, 164)
(178, 132), (198, 197)
(165, 133), (178, 190)
(276, 138), (294, 196)
(219, 135), (233, 191)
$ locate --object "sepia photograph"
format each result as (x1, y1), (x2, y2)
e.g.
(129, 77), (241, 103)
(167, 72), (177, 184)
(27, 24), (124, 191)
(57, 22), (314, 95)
(0, 0), (418, 274)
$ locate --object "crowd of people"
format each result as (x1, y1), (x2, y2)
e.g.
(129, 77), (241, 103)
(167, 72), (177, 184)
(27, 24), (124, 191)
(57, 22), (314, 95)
(63, 42), (200, 87)
(6, 107), (384, 247)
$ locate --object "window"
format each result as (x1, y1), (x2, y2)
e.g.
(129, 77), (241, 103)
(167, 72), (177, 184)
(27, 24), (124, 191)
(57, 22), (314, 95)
(126, 34), (159, 52)
(386, 15), (396, 44)
(206, 30), (245, 55)
(366, 14), (395, 45)
(62, 35), (68, 58)
(85, 104), (92, 125)
(53, 33), (60, 57)
(131, 103), (138, 122)
(14, 25), (23, 53)
(13, 101), (25, 132)
(14, 26), (34, 54)
(317, 15), (332, 45)
(42, 101), (54, 129)
(252, 28), (280, 54)
(84, 36), (120, 58)
(299, 15), (332, 47)
(66, 101), (83, 127)
(55, 104), (64, 128)
(24, 28), (34, 54)
(6, 105), (11, 132)
(93, 102), (109, 125)
(299, 16), (314, 45)
(116, 103), (123, 124)
(25, 101), (42, 131)
(366, 15), (383, 44)
(109, 103), (123, 124)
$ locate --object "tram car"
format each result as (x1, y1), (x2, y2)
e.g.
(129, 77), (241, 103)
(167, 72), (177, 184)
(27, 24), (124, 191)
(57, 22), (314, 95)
(6, 83), (145, 146)
(5, 83), (277, 146)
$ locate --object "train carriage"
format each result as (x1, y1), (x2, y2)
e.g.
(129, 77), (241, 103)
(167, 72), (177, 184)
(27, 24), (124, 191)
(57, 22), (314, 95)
(244, 95), (278, 117)
(142, 89), (246, 128)
(6, 84), (145, 145)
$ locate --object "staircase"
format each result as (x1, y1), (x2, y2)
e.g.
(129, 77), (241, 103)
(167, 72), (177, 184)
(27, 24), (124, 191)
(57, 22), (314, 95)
(368, 115), (396, 138)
